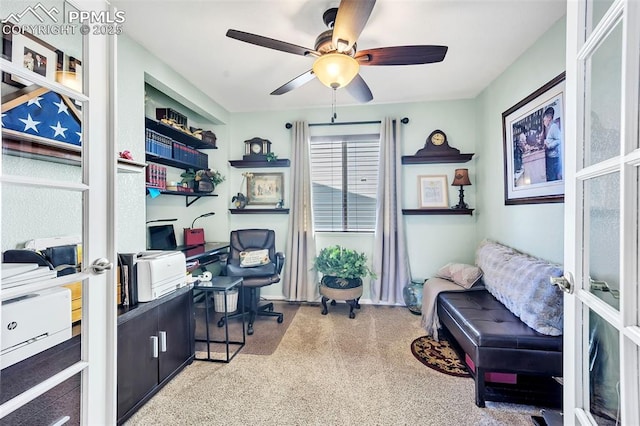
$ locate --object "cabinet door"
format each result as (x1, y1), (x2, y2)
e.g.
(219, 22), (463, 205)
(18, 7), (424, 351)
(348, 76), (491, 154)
(117, 307), (159, 421)
(157, 291), (193, 382)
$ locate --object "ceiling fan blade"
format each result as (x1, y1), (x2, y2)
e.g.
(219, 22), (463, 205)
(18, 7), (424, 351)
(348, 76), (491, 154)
(226, 29), (319, 57)
(271, 70), (316, 95)
(356, 45), (448, 66)
(332, 0), (376, 53)
(346, 74), (373, 103)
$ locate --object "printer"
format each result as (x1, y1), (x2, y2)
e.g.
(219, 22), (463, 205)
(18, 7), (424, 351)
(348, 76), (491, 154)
(136, 251), (187, 302)
(1, 286), (71, 369)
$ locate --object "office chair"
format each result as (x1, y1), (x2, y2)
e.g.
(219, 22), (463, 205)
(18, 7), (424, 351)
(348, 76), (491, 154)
(219, 229), (285, 335)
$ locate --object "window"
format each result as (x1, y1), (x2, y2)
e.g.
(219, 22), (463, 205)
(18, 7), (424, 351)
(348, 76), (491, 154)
(309, 133), (380, 232)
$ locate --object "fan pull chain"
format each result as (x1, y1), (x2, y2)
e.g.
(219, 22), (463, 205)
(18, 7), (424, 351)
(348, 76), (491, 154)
(331, 88), (337, 123)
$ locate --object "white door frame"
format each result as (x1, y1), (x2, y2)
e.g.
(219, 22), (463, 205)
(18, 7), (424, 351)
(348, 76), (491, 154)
(564, 0), (640, 424)
(0, 0), (117, 422)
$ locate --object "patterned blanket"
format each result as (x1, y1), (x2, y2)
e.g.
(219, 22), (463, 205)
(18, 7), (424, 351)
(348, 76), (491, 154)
(476, 240), (564, 336)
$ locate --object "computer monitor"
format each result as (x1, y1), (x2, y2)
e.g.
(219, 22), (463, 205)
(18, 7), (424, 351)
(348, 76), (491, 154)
(148, 224), (177, 250)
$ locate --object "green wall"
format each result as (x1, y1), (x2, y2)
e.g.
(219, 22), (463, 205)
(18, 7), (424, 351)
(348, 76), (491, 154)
(475, 17), (566, 264)
(116, 14), (567, 300)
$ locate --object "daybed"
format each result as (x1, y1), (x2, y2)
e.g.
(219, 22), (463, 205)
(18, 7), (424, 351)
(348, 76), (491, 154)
(422, 240), (564, 407)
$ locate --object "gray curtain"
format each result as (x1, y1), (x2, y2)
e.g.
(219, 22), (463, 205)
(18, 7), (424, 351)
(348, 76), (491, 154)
(284, 121), (318, 301)
(371, 117), (410, 303)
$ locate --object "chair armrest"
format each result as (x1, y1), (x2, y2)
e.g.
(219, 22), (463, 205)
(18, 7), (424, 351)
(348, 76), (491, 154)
(275, 252), (285, 274)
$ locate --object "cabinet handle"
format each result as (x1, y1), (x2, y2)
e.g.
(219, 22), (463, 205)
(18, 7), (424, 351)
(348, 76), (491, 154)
(150, 335), (158, 358)
(159, 331), (167, 352)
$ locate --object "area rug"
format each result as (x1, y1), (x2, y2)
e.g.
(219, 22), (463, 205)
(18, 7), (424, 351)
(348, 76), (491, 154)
(410, 335), (471, 378)
(194, 300), (299, 356)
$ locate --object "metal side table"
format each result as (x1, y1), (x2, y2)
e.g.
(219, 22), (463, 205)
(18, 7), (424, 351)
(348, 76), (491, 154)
(194, 276), (244, 362)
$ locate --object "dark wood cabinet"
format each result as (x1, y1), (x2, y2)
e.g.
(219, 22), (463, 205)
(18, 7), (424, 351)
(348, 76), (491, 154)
(117, 287), (194, 425)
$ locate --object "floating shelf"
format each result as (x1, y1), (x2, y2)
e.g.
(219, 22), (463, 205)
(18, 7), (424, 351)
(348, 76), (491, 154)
(146, 188), (218, 207)
(402, 208), (474, 216)
(117, 158), (147, 173)
(229, 159), (290, 168)
(3, 132), (146, 174)
(229, 208), (290, 214)
(145, 117), (217, 150)
(401, 153), (474, 164)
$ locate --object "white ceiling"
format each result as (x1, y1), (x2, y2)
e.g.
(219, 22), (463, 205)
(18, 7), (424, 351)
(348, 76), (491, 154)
(112, 0), (567, 113)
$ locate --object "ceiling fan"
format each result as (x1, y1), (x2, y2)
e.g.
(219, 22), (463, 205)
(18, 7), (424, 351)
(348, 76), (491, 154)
(226, 0), (448, 103)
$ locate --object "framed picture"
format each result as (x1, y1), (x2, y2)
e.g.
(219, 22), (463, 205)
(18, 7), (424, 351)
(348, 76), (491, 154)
(418, 175), (449, 208)
(247, 172), (284, 205)
(502, 72), (565, 205)
(6, 29), (58, 86)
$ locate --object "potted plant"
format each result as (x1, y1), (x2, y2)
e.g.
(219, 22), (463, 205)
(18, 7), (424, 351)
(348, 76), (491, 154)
(314, 245), (376, 319)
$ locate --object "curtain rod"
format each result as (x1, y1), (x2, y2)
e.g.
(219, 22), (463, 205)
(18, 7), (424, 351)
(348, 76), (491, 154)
(285, 117), (409, 129)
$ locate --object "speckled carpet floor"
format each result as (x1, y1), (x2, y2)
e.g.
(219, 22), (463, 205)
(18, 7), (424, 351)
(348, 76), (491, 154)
(125, 303), (543, 425)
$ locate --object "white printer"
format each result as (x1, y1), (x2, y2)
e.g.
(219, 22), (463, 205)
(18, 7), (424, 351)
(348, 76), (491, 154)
(1, 286), (72, 369)
(136, 251), (187, 302)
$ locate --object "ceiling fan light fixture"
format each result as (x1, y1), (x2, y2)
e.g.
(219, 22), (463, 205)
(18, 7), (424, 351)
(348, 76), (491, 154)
(312, 53), (359, 89)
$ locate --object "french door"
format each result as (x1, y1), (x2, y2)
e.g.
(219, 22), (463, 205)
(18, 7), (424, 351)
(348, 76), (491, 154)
(564, 0), (640, 424)
(0, 0), (116, 423)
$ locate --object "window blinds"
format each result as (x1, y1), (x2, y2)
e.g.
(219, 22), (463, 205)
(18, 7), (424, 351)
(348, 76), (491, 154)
(309, 134), (380, 232)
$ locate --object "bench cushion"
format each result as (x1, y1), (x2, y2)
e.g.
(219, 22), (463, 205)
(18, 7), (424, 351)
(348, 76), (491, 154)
(438, 290), (563, 352)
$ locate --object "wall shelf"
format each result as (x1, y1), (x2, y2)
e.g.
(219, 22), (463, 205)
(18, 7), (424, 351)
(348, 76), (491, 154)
(402, 208), (474, 216)
(3, 133), (146, 174)
(145, 117), (217, 150)
(401, 153), (474, 164)
(229, 159), (290, 168)
(117, 158), (147, 173)
(146, 188), (218, 207)
(229, 208), (290, 214)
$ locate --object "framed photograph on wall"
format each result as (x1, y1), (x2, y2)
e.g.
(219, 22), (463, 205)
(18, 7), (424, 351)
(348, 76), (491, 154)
(502, 72), (565, 205)
(247, 172), (284, 205)
(418, 175), (449, 208)
(4, 27), (58, 86)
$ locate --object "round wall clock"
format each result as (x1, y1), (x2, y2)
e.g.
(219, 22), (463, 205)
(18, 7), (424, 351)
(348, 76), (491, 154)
(428, 130), (448, 147)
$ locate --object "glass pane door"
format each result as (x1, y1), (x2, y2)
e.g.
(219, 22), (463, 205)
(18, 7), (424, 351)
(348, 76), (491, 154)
(565, 1), (640, 425)
(1, 0), (114, 423)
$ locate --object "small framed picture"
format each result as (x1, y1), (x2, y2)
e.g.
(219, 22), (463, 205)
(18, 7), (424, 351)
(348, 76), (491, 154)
(247, 172), (284, 205)
(418, 175), (449, 208)
(6, 29), (58, 86)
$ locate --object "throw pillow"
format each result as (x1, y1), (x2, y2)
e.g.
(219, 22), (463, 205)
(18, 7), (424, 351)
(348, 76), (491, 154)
(239, 249), (270, 268)
(436, 263), (483, 289)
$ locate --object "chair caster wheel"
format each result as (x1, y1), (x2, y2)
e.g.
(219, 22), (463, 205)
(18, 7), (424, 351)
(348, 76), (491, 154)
(247, 325), (254, 335)
(277, 314), (284, 323)
(217, 319), (225, 327)
(349, 312), (356, 319)
(330, 300), (336, 306)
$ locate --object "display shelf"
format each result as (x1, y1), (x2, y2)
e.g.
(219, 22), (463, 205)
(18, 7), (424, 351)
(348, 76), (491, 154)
(145, 152), (201, 170)
(146, 188), (218, 207)
(229, 159), (290, 168)
(145, 117), (217, 150)
(401, 153), (474, 164)
(229, 208), (290, 214)
(3, 132), (146, 174)
(117, 158), (147, 173)
(402, 208), (474, 216)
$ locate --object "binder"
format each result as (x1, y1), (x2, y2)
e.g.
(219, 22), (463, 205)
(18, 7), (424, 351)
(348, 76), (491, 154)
(117, 253), (139, 307)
